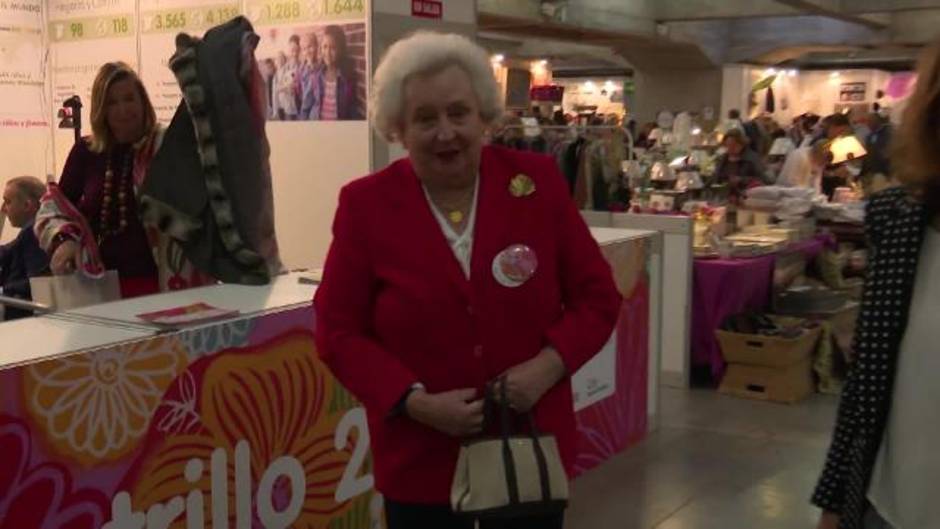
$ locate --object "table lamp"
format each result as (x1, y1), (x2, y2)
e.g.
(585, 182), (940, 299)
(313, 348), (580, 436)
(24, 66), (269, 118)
(829, 135), (867, 164)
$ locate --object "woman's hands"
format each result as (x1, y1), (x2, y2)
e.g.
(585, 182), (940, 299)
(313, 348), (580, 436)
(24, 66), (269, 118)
(494, 347), (566, 413)
(405, 388), (484, 438)
(50, 240), (81, 275)
(403, 348), (566, 436)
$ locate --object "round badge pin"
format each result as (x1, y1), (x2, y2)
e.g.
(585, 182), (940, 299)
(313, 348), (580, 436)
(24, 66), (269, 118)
(492, 244), (538, 288)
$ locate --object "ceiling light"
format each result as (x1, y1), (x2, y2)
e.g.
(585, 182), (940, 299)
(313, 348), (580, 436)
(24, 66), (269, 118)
(491, 54), (504, 63)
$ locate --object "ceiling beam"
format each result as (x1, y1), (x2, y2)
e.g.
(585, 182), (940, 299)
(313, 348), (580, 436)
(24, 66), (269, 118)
(772, 0), (889, 29)
(655, 1), (801, 23)
(842, 0), (940, 14)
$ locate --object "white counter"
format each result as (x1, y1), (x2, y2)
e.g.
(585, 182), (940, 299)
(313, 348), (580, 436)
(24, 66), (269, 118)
(0, 273), (317, 371)
(590, 227), (657, 246)
(0, 228), (648, 371)
(66, 272), (317, 324)
(0, 317), (153, 371)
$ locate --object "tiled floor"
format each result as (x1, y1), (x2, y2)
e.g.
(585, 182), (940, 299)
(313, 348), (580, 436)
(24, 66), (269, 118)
(566, 387), (839, 529)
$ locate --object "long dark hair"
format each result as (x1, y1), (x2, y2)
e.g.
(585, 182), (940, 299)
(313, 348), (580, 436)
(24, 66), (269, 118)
(323, 25), (353, 77)
(894, 38), (940, 213)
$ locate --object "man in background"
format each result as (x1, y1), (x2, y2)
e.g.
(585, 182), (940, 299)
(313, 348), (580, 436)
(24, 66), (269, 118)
(0, 176), (49, 320)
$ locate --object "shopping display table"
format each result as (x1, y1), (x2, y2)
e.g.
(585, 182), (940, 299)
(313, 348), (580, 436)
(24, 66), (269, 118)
(0, 229), (660, 528)
(691, 234), (833, 380)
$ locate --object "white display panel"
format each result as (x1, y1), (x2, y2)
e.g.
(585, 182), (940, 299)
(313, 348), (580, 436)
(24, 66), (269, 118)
(48, 0), (138, 129)
(0, 0), (45, 128)
(0, 0), (52, 243)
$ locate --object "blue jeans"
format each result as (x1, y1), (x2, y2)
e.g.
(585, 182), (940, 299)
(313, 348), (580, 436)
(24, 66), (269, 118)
(864, 508), (894, 529)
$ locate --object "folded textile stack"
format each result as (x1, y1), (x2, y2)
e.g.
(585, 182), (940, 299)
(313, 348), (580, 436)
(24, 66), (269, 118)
(743, 186), (820, 220)
(813, 202), (866, 224)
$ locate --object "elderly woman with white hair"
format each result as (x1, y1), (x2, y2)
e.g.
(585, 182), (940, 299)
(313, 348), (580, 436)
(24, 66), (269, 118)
(314, 32), (620, 529)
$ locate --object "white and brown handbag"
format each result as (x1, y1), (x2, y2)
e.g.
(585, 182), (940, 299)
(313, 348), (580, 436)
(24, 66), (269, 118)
(450, 379), (569, 522)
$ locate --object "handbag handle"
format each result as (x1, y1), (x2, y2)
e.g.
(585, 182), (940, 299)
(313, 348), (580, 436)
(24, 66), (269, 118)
(492, 377), (554, 503)
(485, 377), (543, 439)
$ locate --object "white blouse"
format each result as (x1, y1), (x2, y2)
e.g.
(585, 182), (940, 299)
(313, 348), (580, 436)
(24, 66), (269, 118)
(868, 227), (940, 528)
(422, 177), (480, 279)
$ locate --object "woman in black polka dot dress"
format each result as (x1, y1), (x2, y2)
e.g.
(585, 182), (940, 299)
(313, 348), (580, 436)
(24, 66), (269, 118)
(813, 41), (940, 529)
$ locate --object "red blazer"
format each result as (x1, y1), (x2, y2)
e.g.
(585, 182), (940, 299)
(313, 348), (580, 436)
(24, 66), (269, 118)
(314, 145), (621, 504)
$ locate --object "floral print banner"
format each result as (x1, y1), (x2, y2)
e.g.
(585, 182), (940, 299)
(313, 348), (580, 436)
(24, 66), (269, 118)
(0, 306), (379, 529)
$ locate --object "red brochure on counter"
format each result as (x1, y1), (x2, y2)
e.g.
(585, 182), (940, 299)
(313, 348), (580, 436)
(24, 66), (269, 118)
(136, 303), (240, 327)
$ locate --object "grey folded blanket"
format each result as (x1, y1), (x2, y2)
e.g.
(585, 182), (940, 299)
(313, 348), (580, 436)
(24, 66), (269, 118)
(141, 16), (283, 285)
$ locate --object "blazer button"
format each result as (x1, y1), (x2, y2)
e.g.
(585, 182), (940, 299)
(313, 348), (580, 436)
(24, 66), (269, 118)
(473, 345), (483, 358)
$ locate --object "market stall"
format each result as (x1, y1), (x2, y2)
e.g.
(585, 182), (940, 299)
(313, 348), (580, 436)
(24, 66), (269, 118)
(0, 228), (661, 528)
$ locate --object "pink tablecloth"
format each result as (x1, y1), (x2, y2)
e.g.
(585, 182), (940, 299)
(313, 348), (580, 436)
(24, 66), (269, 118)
(691, 235), (831, 380)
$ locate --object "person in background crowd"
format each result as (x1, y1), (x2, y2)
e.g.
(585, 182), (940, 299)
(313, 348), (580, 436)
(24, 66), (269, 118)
(0, 176), (49, 320)
(790, 113), (821, 148)
(308, 25), (359, 120)
(39, 62), (210, 296)
(852, 109), (873, 144)
(634, 121), (658, 149)
(814, 112), (853, 145)
(275, 35), (301, 120)
(743, 116), (767, 157)
(272, 52), (288, 118)
(314, 31), (620, 529)
(626, 119), (637, 140)
(862, 112), (893, 180)
(297, 31), (320, 119)
(713, 129), (768, 203)
(719, 108), (745, 135)
(776, 141), (831, 194)
(531, 105), (544, 122)
(553, 109), (568, 126)
(259, 57), (277, 120)
(813, 37), (940, 529)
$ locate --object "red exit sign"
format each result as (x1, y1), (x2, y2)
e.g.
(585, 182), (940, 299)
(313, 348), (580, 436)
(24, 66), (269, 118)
(412, 0), (443, 18)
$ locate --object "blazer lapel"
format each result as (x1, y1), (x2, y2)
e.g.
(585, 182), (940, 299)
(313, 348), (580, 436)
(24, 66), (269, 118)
(389, 158), (471, 299)
(470, 147), (517, 291)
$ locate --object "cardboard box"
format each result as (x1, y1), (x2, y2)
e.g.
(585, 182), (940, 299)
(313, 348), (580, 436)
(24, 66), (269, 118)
(720, 359), (814, 404)
(791, 302), (860, 359)
(716, 323), (821, 368)
(717, 320), (822, 404)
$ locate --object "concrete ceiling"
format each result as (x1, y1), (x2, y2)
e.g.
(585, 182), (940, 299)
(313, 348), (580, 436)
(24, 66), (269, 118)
(477, 0), (940, 70)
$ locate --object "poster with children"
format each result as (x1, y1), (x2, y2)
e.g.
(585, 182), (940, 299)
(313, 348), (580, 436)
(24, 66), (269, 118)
(245, 0), (367, 122)
(254, 22), (367, 121)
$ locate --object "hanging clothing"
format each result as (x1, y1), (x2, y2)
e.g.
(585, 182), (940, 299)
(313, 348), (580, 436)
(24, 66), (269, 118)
(141, 16), (283, 285)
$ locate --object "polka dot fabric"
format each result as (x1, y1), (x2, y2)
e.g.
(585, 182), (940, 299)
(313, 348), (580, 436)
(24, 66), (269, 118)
(811, 187), (928, 529)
